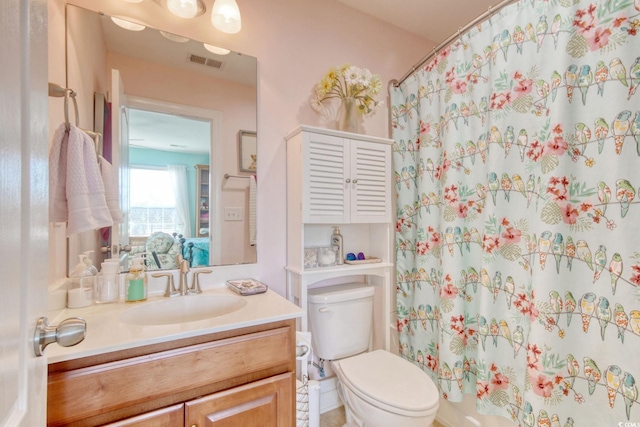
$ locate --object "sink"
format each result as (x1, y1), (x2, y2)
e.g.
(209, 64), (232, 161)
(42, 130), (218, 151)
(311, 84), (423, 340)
(119, 295), (248, 326)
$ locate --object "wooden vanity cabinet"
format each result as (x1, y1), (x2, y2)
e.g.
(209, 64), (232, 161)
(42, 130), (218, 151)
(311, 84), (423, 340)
(47, 320), (296, 427)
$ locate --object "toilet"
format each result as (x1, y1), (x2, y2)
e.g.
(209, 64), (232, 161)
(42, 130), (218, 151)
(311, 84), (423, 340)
(308, 283), (439, 427)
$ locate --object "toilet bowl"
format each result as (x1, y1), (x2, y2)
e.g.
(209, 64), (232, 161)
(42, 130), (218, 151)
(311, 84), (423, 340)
(307, 284), (439, 427)
(332, 350), (439, 427)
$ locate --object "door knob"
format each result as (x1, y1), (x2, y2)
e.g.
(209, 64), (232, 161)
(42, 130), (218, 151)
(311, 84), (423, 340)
(33, 316), (87, 357)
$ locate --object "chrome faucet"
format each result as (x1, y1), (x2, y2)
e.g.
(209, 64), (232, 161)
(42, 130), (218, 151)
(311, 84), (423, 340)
(178, 259), (190, 296)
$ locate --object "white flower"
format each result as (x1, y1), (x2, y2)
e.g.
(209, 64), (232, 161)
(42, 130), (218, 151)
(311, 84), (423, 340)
(310, 63), (382, 117)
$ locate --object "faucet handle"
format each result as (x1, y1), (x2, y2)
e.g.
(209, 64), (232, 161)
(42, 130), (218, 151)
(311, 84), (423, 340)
(190, 269), (212, 294)
(152, 273), (178, 297)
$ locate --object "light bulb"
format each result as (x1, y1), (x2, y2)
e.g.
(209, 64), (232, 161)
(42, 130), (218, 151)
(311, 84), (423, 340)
(121, 0), (144, 3)
(211, 0), (242, 34)
(167, 0), (198, 19)
(111, 17), (146, 31)
(203, 43), (230, 55)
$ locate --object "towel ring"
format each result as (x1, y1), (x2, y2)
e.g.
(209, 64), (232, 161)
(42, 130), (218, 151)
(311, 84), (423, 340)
(63, 89), (79, 131)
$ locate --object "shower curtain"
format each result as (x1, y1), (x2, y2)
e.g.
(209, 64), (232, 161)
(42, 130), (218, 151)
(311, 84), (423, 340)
(391, 0), (640, 425)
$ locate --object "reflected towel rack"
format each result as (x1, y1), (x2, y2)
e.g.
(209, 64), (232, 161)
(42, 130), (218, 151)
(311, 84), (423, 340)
(224, 173), (250, 180)
(48, 82), (103, 159)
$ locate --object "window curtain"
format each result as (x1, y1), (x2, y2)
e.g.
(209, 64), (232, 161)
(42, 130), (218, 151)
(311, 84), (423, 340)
(390, 0), (640, 425)
(167, 164), (191, 237)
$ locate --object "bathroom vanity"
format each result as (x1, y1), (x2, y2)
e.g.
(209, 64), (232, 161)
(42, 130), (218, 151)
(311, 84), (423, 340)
(45, 288), (303, 426)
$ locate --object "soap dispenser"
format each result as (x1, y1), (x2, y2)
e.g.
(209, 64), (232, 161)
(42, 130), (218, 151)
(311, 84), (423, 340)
(331, 226), (344, 265)
(83, 250), (99, 276)
(125, 253), (148, 302)
(96, 260), (120, 304)
(67, 255), (95, 308)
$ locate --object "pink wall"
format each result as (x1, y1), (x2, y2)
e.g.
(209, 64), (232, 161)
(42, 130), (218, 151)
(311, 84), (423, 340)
(49, 0), (433, 294)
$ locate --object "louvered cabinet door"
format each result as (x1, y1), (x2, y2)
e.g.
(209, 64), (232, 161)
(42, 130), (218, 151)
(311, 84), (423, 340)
(349, 140), (391, 223)
(301, 132), (349, 223)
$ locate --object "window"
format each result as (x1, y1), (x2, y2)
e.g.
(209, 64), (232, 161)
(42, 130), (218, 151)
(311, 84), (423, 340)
(129, 167), (178, 237)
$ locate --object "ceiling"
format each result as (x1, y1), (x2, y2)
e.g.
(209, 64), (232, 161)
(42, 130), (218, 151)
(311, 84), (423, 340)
(335, 0), (505, 42)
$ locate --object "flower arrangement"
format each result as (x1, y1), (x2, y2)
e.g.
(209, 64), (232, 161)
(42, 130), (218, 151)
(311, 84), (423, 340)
(311, 64), (383, 116)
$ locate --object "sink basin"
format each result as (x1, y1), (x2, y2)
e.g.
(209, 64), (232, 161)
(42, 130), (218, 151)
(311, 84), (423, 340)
(119, 295), (248, 326)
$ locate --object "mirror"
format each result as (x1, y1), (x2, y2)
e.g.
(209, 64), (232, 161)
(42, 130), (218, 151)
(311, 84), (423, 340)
(65, 5), (257, 271)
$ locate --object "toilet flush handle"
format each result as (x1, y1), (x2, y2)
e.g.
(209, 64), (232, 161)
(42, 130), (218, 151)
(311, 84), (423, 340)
(318, 307), (333, 313)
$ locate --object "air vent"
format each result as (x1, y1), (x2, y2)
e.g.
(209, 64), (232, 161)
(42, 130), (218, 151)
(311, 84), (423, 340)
(188, 53), (224, 69)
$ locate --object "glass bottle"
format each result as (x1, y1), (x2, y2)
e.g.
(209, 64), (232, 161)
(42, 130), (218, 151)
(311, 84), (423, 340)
(331, 226), (344, 265)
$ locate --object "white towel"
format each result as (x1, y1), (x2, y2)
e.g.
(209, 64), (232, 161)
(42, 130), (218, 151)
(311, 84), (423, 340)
(249, 175), (257, 246)
(99, 155), (123, 223)
(49, 123), (113, 236)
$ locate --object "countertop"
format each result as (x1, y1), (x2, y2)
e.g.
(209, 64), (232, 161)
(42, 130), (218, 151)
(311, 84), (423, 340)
(46, 287), (304, 364)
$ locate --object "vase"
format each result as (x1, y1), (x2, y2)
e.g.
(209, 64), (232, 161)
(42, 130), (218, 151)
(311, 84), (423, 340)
(338, 97), (360, 133)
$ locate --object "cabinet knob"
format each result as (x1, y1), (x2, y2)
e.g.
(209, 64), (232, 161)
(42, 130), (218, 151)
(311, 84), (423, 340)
(345, 178), (351, 183)
(352, 179), (358, 184)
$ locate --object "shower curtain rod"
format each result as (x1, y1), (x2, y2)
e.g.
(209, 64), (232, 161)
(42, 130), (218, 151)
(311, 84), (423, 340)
(391, 0), (519, 87)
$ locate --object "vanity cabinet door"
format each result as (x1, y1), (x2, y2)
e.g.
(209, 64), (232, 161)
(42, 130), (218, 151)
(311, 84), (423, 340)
(99, 404), (184, 427)
(185, 373), (294, 427)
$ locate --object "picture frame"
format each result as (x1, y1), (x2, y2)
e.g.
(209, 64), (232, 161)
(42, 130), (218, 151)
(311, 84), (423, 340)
(238, 130), (257, 173)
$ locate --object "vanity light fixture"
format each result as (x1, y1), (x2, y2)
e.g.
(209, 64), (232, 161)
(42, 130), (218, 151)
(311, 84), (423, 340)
(165, 0), (207, 19)
(167, 0), (198, 18)
(203, 43), (230, 55)
(160, 31), (190, 43)
(111, 17), (146, 31)
(211, 0), (242, 34)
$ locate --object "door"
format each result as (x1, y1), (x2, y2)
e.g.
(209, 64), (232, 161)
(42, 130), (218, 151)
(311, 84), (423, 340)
(302, 132), (349, 224)
(111, 69), (130, 262)
(99, 404), (184, 427)
(185, 373), (294, 427)
(349, 140), (392, 223)
(0, 0), (48, 425)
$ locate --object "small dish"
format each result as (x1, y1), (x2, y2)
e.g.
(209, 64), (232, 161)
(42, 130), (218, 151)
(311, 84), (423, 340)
(344, 256), (382, 265)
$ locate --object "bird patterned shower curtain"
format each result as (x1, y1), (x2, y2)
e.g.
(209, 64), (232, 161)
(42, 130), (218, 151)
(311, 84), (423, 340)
(390, 0), (640, 425)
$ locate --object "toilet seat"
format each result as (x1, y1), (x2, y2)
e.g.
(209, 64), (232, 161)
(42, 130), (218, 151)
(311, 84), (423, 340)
(334, 350), (439, 418)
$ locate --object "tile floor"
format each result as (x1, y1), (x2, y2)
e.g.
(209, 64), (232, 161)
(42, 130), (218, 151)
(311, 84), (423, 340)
(319, 406), (444, 427)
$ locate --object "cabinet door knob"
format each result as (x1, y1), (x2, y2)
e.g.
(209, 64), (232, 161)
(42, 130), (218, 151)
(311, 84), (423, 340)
(345, 178), (351, 183)
(352, 179), (358, 184)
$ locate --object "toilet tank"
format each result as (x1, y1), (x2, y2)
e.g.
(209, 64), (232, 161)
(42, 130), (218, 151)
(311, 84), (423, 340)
(307, 283), (375, 360)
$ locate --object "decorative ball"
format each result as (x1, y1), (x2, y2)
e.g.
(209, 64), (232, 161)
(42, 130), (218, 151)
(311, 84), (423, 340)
(346, 252), (356, 261)
(357, 252), (365, 260)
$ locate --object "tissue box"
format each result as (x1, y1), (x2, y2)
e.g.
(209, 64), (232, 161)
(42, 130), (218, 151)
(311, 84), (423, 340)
(304, 246), (338, 268)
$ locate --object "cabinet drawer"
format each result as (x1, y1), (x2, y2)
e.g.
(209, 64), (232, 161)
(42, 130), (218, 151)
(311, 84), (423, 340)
(48, 327), (292, 426)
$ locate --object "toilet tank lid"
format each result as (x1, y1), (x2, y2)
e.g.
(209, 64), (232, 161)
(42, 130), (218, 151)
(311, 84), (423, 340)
(307, 283), (374, 304)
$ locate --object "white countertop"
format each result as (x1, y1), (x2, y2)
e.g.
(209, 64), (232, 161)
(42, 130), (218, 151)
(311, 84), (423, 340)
(46, 287), (304, 364)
